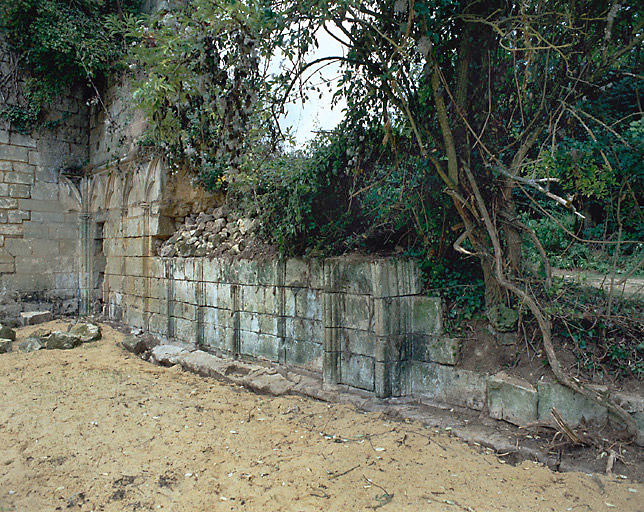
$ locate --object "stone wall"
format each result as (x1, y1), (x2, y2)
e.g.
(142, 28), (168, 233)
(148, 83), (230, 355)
(0, 44), (88, 314)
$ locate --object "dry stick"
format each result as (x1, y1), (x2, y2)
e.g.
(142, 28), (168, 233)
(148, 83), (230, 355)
(462, 166), (638, 440)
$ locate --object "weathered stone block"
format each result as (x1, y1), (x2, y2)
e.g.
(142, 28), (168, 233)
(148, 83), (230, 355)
(0, 338), (12, 353)
(411, 296), (442, 335)
(46, 332), (81, 350)
(487, 372), (538, 426)
(341, 352), (375, 391)
(285, 338), (323, 370)
(18, 337), (45, 352)
(410, 361), (488, 410)
(537, 380), (608, 427)
(0, 145), (29, 162)
(0, 324), (16, 340)
(411, 335), (461, 365)
(19, 311), (52, 326)
(68, 322), (101, 343)
(240, 331), (281, 362)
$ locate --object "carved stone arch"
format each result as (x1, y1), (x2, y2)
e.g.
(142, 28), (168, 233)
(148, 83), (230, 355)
(59, 176), (82, 212)
(143, 158), (164, 203)
(89, 174), (108, 214)
(105, 172), (122, 211)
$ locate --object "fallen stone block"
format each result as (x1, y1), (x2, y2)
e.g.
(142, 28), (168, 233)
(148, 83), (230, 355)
(0, 323), (16, 341)
(487, 372), (538, 426)
(150, 344), (191, 365)
(537, 380), (607, 427)
(0, 338), (12, 353)
(121, 335), (148, 355)
(68, 322), (101, 343)
(18, 337), (45, 353)
(46, 332), (82, 350)
(20, 311), (52, 326)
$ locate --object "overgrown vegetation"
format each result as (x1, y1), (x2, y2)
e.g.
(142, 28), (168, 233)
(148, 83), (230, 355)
(2, 0), (642, 435)
(0, 0), (139, 133)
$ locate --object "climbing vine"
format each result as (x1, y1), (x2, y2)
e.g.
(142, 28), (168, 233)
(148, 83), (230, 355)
(0, 0), (140, 133)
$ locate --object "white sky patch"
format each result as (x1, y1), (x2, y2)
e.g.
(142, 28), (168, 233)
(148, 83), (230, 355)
(275, 27), (348, 148)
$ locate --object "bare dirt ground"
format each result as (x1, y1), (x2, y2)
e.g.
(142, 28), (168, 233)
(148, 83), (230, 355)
(1, 321), (642, 512)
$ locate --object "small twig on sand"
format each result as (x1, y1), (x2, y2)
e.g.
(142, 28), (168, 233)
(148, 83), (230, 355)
(329, 464), (361, 479)
(364, 475), (394, 509)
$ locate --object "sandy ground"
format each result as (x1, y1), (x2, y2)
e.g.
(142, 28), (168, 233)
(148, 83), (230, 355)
(0, 321), (642, 512)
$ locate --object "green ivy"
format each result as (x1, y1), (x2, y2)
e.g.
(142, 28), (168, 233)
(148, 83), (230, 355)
(0, 0), (140, 133)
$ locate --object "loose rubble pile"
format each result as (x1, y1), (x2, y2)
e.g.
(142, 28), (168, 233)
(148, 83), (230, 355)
(159, 205), (262, 258)
(0, 321), (102, 354)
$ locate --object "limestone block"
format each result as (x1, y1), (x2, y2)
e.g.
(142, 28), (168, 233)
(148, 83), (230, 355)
(281, 289), (295, 318)
(18, 337), (45, 352)
(124, 237), (145, 257)
(0, 324), (16, 340)
(339, 329), (376, 358)
(487, 372), (538, 426)
(240, 311), (260, 333)
(55, 273), (78, 290)
(205, 283), (233, 310)
(146, 257), (164, 279)
(0, 130), (7, 144)
(239, 331), (281, 362)
(285, 317), (323, 343)
(9, 132), (37, 148)
(410, 361), (488, 410)
(124, 256), (144, 277)
(148, 313), (169, 337)
(46, 332), (81, 350)
(19, 311), (52, 326)
(126, 306), (145, 330)
(373, 297), (406, 336)
(294, 288), (322, 321)
(8, 183), (30, 198)
(325, 259), (373, 295)
(173, 279), (196, 304)
(0, 338), (12, 353)
(341, 352), (375, 391)
(285, 339), (323, 370)
(241, 285), (276, 315)
(48, 224), (78, 240)
(202, 259), (223, 283)
(411, 296), (442, 335)
(370, 259), (421, 297)
(173, 301), (196, 321)
(537, 380), (607, 427)
(7, 210), (30, 223)
(284, 258), (311, 288)
(0, 145), (29, 162)
(5, 171), (34, 185)
(22, 222), (48, 238)
(0, 198), (18, 209)
(340, 294), (372, 331)
(68, 322), (101, 343)
(19, 198), (62, 213)
(411, 335), (461, 365)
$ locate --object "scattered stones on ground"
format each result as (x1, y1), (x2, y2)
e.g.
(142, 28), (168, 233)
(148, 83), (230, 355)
(45, 332), (82, 350)
(121, 335), (148, 355)
(158, 206), (261, 258)
(18, 337), (45, 353)
(68, 322), (101, 343)
(19, 311), (53, 326)
(0, 338), (12, 353)
(0, 323), (16, 341)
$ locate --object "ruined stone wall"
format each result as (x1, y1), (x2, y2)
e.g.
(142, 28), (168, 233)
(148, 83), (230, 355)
(0, 45), (88, 315)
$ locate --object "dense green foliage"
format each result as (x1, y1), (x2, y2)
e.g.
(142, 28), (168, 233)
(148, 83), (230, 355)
(0, 0), (139, 133)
